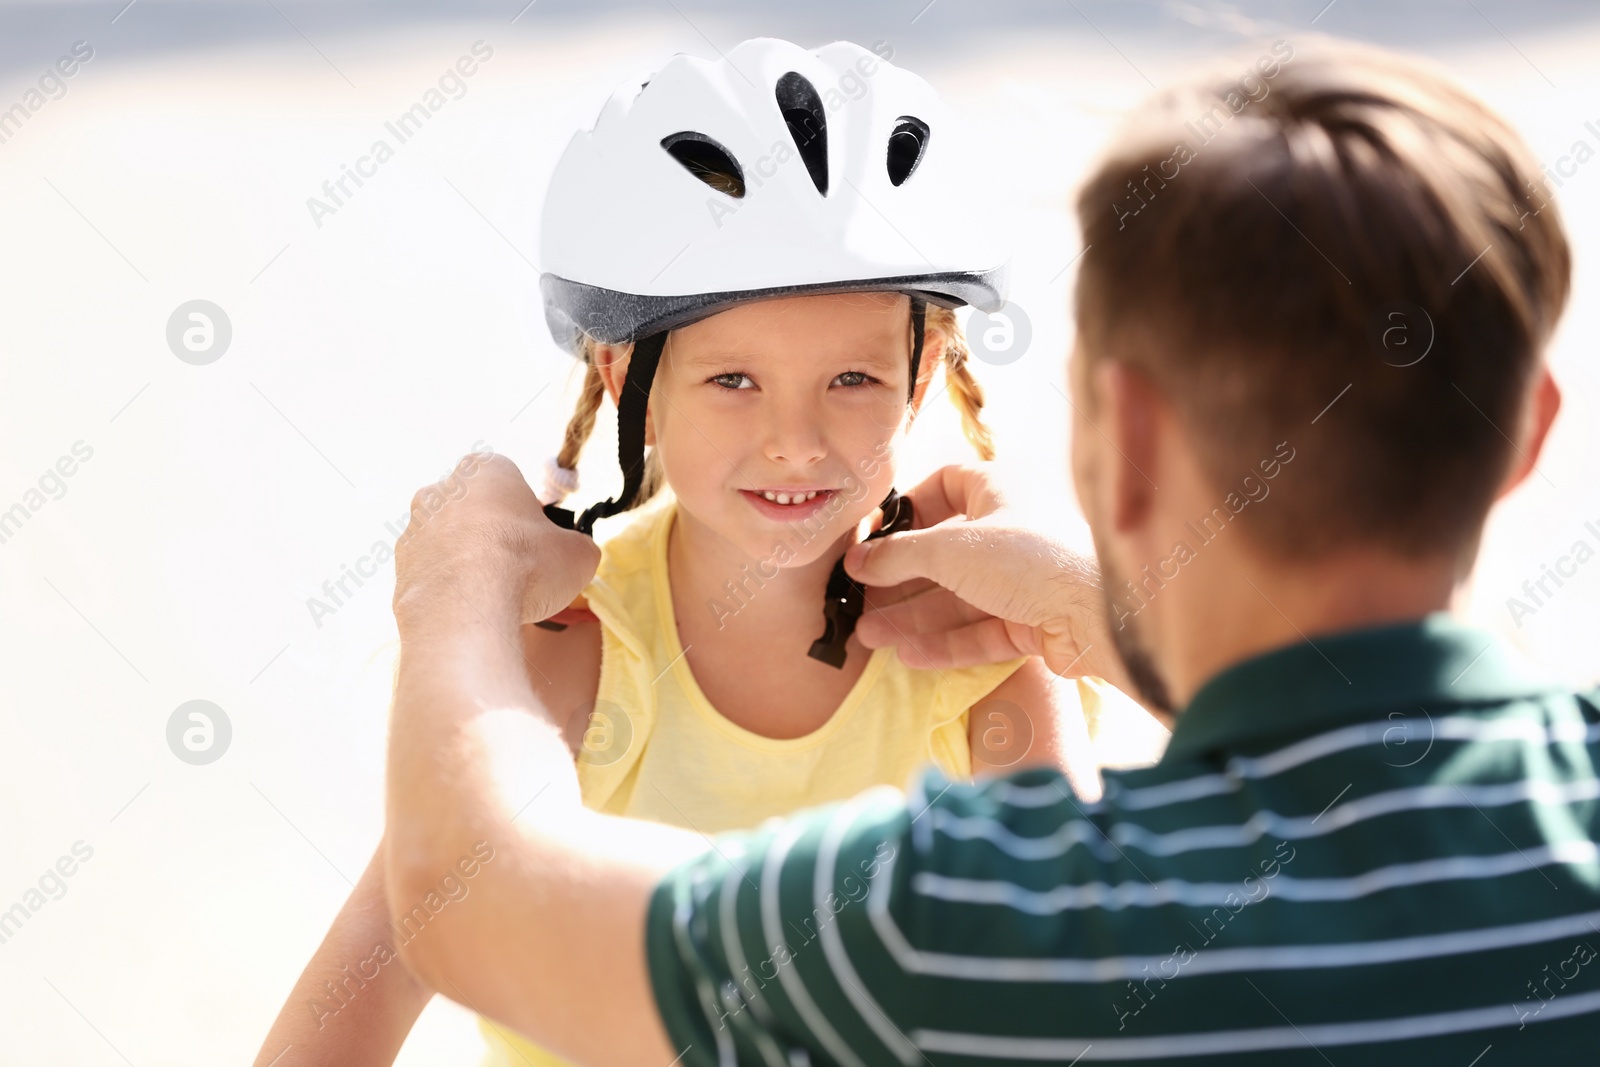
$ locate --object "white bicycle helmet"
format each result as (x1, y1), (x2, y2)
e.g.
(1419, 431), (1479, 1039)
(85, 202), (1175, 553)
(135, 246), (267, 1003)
(540, 36), (1007, 351)
(537, 38), (1008, 666)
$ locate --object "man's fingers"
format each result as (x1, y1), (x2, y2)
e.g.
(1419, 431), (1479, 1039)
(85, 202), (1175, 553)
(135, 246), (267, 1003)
(857, 587), (989, 646)
(844, 522), (981, 589)
(391, 450), (604, 631)
(848, 463), (1011, 598)
(876, 616), (1030, 671)
(856, 573), (939, 609)
(519, 527), (601, 625)
(847, 522), (1046, 626)
(899, 464), (1009, 528)
(846, 472), (1116, 680)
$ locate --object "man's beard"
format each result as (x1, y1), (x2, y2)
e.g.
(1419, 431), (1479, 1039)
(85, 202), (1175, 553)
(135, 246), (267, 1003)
(1094, 539), (1176, 715)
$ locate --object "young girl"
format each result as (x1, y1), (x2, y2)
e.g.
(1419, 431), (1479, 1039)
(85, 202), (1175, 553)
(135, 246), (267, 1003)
(256, 37), (1147, 1067)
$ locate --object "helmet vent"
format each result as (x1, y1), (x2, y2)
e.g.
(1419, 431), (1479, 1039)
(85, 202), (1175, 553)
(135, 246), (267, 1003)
(775, 72), (828, 195)
(887, 116), (930, 186)
(660, 131), (746, 198)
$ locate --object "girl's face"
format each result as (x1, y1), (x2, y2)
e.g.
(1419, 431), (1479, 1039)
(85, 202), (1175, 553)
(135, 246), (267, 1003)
(602, 292), (933, 566)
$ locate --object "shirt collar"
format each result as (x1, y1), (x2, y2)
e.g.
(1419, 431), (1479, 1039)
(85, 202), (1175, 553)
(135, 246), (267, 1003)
(1161, 612), (1565, 765)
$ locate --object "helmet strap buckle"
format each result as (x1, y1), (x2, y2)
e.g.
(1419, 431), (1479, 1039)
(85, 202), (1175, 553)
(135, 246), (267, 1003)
(807, 487), (917, 669)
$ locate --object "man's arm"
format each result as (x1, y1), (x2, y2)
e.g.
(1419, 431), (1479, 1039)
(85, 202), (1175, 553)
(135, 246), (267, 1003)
(382, 455), (710, 1065)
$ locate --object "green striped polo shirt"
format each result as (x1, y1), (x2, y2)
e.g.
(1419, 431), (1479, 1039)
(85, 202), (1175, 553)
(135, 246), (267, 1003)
(644, 613), (1600, 1064)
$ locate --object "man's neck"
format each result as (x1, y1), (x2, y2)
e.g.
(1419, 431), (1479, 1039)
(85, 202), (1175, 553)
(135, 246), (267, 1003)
(1158, 548), (1462, 711)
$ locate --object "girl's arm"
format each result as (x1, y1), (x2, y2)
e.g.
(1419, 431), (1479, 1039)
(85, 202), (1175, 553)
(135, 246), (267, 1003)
(968, 657), (1104, 801)
(253, 838), (432, 1067)
(255, 618), (604, 1065)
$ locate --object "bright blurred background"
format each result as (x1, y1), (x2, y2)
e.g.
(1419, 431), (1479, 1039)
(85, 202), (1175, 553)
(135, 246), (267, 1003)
(0, 1), (1595, 1063)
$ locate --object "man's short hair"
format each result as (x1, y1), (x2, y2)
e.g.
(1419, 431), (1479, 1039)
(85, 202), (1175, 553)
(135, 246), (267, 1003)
(1073, 37), (1570, 561)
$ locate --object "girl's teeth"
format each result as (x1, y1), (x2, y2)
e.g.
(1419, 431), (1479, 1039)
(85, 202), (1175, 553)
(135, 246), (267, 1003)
(759, 490), (820, 504)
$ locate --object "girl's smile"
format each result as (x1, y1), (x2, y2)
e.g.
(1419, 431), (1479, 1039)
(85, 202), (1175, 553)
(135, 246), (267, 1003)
(738, 487), (837, 522)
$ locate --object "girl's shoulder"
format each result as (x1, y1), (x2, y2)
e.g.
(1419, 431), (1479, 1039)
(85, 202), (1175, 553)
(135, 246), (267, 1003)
(593, 498), (673, 578)
(511, 504), (668, 764)
(581, 499), (675, 638)
(519, 614), (602, 757)
(507, 506), (674, 760)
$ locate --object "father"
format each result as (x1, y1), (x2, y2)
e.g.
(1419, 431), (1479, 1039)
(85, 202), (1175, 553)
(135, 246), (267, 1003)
(383, 39), (1591, 1065)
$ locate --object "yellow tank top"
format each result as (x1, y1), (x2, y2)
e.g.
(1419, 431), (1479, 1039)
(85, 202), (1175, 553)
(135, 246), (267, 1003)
(478, 498), (1030, 1065)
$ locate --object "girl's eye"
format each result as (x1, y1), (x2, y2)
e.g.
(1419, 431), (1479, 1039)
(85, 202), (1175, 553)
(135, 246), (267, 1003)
(833, 370), (879, 388)
(707, 371), (881, 390)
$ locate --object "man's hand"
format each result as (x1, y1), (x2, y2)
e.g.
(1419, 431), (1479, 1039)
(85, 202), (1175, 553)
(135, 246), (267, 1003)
(391, 451), (600, 635)
(848, 464), (1132, 692)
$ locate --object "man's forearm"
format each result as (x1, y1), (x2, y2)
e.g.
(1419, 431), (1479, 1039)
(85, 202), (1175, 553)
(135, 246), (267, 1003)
(382, 584), (708, 1062)
(384, 579), (582, 919)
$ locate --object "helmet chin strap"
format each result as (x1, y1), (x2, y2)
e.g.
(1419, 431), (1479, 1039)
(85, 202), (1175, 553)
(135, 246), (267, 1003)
(809, 296), (926, 668)
(907, 295), (926, 404)
(544, 297), (928, 664)
(807, 486), (916, 668)
(542, 330), (669, 537)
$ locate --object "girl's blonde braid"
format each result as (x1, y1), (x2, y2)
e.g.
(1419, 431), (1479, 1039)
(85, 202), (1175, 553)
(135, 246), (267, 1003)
(557, 345), (609, 471)
(554, 338), (666, 512)
(927, 304), (997, 462)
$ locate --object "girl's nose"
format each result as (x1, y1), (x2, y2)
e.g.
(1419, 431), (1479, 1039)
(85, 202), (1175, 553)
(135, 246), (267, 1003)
(762, 400), (827, 466)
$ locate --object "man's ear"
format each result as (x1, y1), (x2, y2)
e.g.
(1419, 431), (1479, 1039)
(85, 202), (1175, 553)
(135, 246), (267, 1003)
(1093, 360), (1162, 533)
(1496, 365), (1560, 501)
